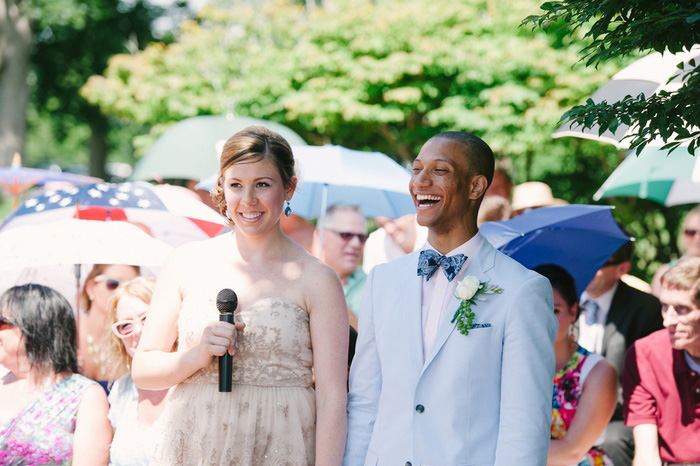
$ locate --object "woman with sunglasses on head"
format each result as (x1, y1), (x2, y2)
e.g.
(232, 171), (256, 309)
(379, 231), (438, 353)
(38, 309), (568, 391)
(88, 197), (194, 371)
(0, 284), (112, 465)
(78, 264), (140, 389)
(652, 205), (700, 296)
(534, 265), (618, 466)
(132, 126), (349, 465)
(104, 277), (173, 465)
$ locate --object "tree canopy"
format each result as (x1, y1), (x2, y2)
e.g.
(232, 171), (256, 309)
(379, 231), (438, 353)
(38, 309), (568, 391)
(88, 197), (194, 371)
(82, 0), (621, 176)
(524, 0), (700, 154)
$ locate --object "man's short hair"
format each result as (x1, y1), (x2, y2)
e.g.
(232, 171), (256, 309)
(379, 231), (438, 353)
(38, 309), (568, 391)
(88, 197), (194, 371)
(319, 203), (365, 230)
(660, 256), (700, 307)
(433, 131), (495, 187)
(607, 224), (634, 265)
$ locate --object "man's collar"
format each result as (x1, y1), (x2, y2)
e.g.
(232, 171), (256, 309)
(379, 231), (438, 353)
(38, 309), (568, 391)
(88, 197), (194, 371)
(581, 281), (619, 310)
(423, 232), (483, 258)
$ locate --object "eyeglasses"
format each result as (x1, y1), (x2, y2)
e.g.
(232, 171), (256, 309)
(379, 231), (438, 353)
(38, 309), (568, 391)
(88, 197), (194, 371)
(94, 275), (121, 291)
(327, 229), (369, 244)
(111, 313), (147, 338)
(0, 316), (15, 330)
(684, 229), (700, 238)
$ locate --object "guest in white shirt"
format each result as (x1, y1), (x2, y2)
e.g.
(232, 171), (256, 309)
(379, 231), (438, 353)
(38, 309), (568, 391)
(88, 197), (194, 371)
(105, 277), (173, 465)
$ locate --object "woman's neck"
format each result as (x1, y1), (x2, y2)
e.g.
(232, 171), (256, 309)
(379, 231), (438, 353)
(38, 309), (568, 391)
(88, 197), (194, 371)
(10, 367), (65, 391)
(554, 338), (576, 372)
(233, 227), (291, 262)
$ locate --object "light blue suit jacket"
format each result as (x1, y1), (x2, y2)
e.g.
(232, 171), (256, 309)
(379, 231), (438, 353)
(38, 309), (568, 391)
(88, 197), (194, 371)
(344, 238), (557, 466)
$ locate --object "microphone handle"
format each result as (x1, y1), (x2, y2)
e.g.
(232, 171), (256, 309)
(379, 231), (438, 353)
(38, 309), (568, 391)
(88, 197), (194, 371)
(219, 312), (235, 392)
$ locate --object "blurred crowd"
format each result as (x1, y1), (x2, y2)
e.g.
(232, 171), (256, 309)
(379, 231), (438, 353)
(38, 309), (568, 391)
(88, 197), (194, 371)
(1, 134), (699, 465)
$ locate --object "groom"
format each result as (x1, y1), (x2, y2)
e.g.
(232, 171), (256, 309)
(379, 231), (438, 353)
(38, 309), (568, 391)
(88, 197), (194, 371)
(344, 132), (557, 465)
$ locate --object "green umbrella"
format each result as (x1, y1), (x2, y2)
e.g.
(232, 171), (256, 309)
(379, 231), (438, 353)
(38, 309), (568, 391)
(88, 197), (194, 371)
(130, 115), (307, 182)
(593, 145), (700, 206)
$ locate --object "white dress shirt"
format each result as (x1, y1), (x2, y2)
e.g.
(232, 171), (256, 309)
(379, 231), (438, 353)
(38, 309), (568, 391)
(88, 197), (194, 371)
(578, 282), (618, 354)
(420, 233), (483, 361)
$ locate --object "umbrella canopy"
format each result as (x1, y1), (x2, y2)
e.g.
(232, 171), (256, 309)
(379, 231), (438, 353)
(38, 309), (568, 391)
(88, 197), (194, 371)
(130, 115), (307, 182)
(0, 153), (102, 208)
(197, 144), (416, 219)
(553, 45), (700, 148)
(480, 205), (631, 295)
(593, 144), (700, 206)
(0, 219), (173, 272)
(0, 181), (227, 246)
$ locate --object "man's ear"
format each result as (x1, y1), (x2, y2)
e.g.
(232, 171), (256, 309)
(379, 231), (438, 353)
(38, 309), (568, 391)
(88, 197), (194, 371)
(617, 261), (632, 279)
(468, 174), (488, 200)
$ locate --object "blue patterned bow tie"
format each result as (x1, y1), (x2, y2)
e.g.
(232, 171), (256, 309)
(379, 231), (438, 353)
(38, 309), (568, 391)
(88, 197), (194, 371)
(417, 249), (467, 282)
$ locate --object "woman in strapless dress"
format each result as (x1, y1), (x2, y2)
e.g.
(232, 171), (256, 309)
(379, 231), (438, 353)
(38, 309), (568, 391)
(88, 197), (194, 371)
(132, 126), (349, 466)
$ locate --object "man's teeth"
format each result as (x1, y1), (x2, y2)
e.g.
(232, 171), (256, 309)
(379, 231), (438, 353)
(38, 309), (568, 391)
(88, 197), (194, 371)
(416, 194), (441, 201)
(241, 212), (262, 219)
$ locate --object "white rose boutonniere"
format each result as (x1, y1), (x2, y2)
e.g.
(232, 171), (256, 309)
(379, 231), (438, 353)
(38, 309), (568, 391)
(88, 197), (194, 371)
(451, 275), (503, 336)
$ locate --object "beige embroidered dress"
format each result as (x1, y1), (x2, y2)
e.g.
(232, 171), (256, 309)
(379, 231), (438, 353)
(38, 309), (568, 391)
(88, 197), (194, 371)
(151, 294), (315, 465)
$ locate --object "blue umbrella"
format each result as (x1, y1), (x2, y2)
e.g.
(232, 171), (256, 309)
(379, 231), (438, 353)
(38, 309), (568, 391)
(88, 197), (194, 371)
(480, 205), (631, 295)
(197, 144), (416, 220)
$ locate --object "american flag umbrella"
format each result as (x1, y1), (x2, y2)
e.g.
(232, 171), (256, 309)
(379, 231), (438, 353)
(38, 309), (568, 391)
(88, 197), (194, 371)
(0, 181), (226, 246)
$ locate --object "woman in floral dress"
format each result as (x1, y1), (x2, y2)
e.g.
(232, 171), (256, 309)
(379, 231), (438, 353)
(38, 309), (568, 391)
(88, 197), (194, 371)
(0, 284), (112, 465)
(535, 265), (618, 466)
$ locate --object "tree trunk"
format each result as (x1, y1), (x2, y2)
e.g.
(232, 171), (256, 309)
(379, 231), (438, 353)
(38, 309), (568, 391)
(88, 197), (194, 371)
(0, 0), (31, 167)
(87, 106), (109, 180)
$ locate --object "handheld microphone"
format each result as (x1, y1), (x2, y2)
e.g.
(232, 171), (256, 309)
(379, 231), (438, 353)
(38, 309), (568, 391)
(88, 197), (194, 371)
(216, 288), (238, 393)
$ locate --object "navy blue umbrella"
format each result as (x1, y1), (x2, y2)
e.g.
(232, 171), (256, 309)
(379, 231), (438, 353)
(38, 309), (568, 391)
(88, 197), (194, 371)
(480, 205), (631, 295)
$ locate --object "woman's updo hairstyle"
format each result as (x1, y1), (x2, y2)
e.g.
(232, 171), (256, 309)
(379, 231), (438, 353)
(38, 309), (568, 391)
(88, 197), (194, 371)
(211, 126), (296, 226)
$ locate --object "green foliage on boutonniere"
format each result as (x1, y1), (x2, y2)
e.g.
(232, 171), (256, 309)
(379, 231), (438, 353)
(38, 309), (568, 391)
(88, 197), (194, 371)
(451, 275), (503, 336)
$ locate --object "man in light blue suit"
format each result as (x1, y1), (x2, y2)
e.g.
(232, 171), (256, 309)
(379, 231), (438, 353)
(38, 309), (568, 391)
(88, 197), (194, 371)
(344, 132), (558, 466)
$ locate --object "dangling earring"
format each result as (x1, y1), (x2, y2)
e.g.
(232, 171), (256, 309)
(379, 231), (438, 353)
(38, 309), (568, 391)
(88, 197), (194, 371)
(226, 209), (232, 220)
(284, 201), (292, 217)
(568, 323), (577, 349)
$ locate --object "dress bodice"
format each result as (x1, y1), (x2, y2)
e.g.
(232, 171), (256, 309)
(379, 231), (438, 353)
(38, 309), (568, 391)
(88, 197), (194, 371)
(0, 374), (97, 465)
(179, 293), (313, 387)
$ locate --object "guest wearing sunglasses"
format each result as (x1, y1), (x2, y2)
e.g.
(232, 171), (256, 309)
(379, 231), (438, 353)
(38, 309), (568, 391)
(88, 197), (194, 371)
(104, 277), (173, 465)
(314, 204), (369, 329)
(578, 239), (662, 466)
(78, 264), (140, 388)
(0, 284), (112, 465)
(652, 205), (700, 297)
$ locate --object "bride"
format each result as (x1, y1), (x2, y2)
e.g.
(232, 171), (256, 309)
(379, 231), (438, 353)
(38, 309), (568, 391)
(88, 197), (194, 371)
(132, 126), (348, 465)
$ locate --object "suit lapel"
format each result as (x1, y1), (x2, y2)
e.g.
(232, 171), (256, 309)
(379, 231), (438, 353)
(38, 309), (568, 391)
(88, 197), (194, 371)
(396, 252), (425, 370)
(421, 239), (497, 373)
(602, 280), (625, 356)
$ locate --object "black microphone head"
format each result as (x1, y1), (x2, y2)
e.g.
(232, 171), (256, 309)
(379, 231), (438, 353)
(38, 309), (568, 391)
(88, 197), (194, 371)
(216, 288), (238, 314)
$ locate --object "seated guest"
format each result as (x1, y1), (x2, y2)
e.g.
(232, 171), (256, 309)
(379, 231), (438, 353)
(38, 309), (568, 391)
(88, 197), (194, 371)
(314, 204), (368, 329)
(623, 257), (700, 465)
(579, 239), (662, 466)
(477, 194), (512, 225)
(535, 265), (618, 466)
(105, 277), (173, 465)
(78, 264), (140, 388)
(0, 284), (111, 464)
(362, 214), (428, 273)
(651, 205), (700, 296)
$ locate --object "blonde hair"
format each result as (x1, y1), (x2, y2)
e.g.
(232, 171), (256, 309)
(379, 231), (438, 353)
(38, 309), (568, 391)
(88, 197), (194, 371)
(660, 256), (700, 307)
(104, 276), (156, 382)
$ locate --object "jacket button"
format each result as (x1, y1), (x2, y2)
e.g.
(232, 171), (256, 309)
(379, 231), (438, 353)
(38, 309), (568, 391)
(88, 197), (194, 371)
(415, 404), (424, 413)
(405, 462), (412, 466)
